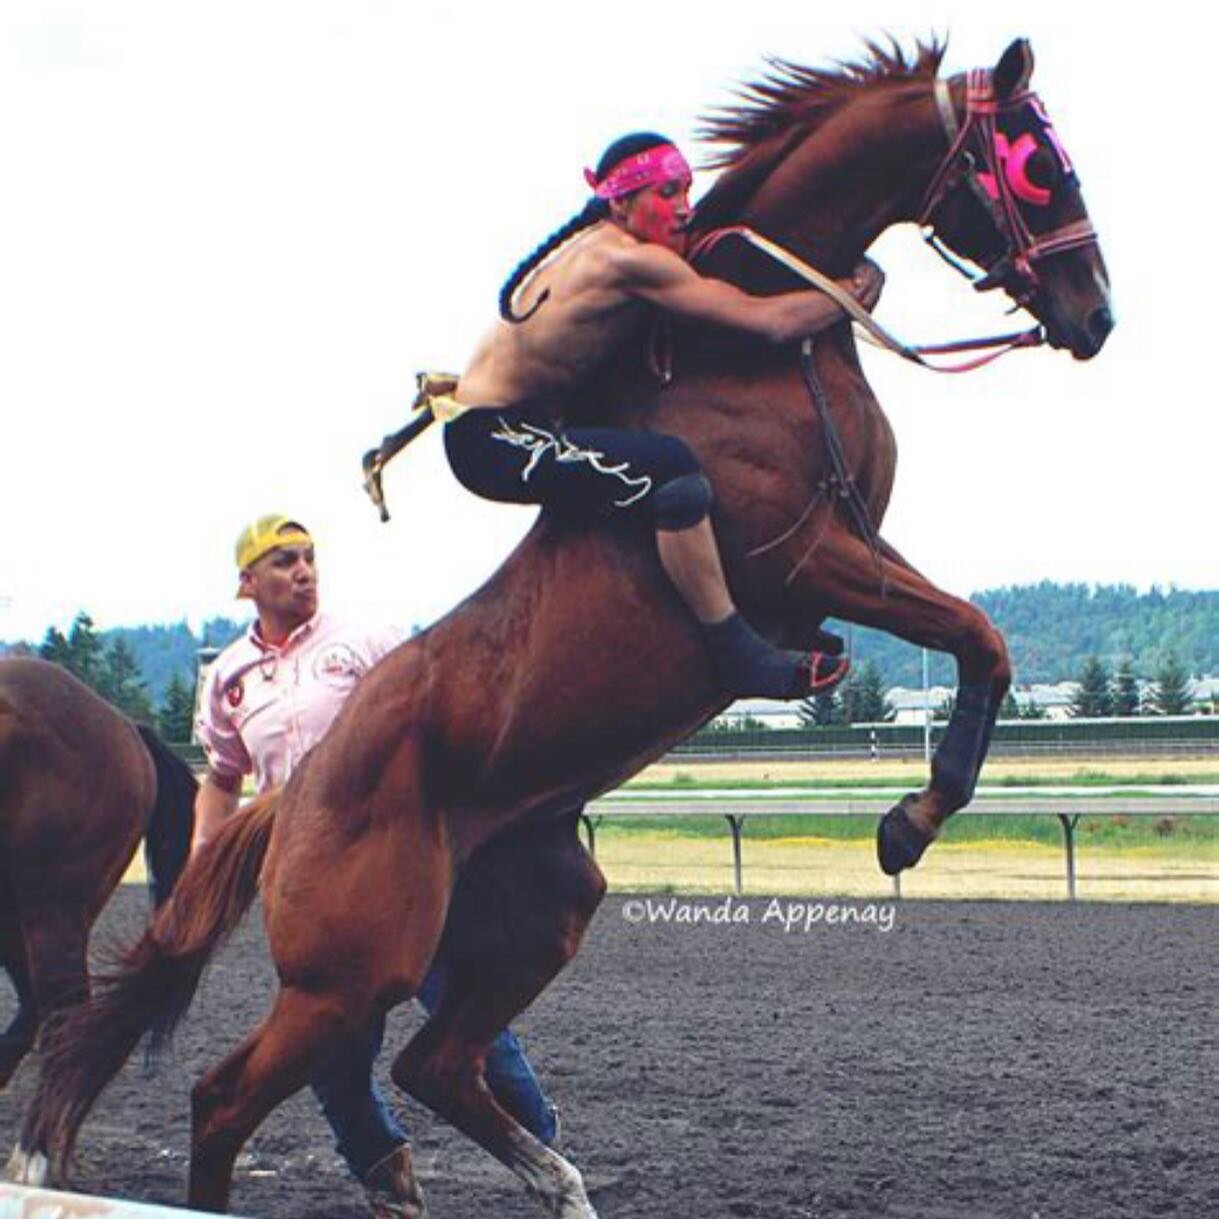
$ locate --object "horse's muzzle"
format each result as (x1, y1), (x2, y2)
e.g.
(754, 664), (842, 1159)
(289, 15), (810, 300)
(1046, 299), (1114, 360)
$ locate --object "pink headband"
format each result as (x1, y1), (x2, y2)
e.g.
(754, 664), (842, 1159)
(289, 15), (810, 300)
(584, 144), (692, 200)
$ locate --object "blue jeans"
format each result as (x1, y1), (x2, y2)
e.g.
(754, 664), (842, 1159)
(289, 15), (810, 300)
(311, 964), (557, 1178)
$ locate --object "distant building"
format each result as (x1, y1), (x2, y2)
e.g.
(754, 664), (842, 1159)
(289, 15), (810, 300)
(710, 674), (1219, 729)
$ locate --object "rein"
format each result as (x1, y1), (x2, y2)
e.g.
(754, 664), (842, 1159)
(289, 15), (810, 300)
(739, 337), (887, 592)
(691, 225), (1044, 373)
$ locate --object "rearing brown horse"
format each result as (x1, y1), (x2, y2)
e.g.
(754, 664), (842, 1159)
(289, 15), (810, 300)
(18, 39), (1111, 1217)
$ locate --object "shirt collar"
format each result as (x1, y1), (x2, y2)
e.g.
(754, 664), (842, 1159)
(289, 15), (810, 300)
(249, 610), (322, 655)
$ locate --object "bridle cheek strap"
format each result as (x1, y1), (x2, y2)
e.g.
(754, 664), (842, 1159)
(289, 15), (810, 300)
(918, 72), (1098, 302)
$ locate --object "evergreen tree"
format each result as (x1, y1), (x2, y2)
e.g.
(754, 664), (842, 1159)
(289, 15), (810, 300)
(797, 690), (842, 727)
(68, 612), (107, 686)
(100, 637), (155, 723)
(1069, 655), (1113, 718)
(839, 661), (892, 724)
(1150, 654), (1193, 716)
(1112, 659), (1141, 717)
(39, 612), (106, 687)
(999, 689), (1020, 720)
(38, 625), (73, 670)
(37, 611), (157, 723)
(158, 671), (196, 743)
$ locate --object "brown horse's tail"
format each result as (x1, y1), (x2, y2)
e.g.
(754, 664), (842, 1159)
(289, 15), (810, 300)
(19, 791), (278, 1173)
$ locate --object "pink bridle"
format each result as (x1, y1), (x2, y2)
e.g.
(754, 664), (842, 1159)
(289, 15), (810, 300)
(917, 70), (1098, 306)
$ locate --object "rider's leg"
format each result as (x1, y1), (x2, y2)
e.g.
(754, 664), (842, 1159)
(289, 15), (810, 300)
(444, 408), (848, 701)
(654, 514), (734, 622)
(652, 474), (848, 701)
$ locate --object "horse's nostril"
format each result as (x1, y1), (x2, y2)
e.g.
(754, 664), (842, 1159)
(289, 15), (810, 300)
(1088, 304), (1115, 344)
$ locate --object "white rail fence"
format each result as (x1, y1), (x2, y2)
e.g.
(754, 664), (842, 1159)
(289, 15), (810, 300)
(580, 793), (1219, 900)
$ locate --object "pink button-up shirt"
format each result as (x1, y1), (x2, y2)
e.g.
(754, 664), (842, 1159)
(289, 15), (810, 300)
(195, 611), (405, 794)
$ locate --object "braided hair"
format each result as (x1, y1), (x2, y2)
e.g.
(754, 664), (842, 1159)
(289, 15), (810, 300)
(498, 132), (674, 323)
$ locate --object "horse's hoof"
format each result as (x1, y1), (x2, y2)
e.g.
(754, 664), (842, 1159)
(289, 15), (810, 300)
(876, 798), (935, 876)
(363, 1146), (426, 1219)
(7, 1144), (49, 1186)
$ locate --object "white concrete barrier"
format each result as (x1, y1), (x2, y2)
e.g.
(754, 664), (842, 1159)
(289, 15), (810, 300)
(0, 1182), (247, 1218)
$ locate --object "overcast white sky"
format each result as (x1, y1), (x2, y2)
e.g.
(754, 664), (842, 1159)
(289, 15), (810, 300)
(1, 1), (1212, 642)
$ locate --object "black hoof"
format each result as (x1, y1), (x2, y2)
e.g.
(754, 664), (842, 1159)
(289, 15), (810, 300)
(876, 799), (935, 876)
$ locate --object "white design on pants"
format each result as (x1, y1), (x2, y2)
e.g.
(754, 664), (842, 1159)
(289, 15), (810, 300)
(490, 417), (653, 508)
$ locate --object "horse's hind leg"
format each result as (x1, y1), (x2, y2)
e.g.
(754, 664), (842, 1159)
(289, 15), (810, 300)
(3, 903), (92, 1184)
(190, 784), (451, 1215)
(189, 984), (405, 1214)
(788, 530), (1011, 873)
(2, 902), (89, 1092)
(391, 814), (606, 1219)
(0, 894), (36, 1090)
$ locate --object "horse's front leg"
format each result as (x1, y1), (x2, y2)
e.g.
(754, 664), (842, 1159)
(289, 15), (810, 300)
(772, 529), (1011, 873)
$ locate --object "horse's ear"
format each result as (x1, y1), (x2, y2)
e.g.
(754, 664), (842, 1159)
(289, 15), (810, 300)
(993, 38), (1034, 98)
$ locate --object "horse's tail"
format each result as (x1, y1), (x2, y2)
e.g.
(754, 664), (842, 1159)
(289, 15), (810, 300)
(19, 790), (278, 1173)
(134, 723), (199, 907)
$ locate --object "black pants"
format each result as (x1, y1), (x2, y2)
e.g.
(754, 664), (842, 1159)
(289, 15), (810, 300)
(444, 404), (701, 520)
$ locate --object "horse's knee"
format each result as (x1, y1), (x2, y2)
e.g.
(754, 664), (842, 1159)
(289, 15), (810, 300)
(957, 605), (1010, 688)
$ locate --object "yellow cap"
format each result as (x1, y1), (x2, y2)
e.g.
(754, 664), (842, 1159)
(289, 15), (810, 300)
(234, 514), (313, 573)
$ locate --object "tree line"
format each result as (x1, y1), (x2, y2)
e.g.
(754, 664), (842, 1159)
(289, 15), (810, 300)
(11, 612), (227, 743)
(3, 583), (1214, 737)
(708, 651), (1203, 730)
(32, 612), (196, 740)
(1066, 654), (1194, 718)
(834, 583), (1219, 687)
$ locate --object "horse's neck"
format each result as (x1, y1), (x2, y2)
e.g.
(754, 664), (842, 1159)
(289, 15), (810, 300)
(741, 82), (944, 271)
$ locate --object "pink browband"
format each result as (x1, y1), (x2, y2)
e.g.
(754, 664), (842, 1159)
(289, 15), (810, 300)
(584, 145), (692, 200)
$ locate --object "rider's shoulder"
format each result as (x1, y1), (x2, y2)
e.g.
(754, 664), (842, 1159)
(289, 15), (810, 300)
(596, 230), (686, 284)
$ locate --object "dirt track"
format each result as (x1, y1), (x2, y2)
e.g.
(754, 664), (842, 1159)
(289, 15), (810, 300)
(2, 888), (1215, 1219)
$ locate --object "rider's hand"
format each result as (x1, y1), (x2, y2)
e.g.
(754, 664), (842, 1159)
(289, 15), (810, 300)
(850, 259), (885, 312)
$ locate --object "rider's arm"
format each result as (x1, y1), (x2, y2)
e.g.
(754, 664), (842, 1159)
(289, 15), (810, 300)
(611, 245), (883, 344)
(191, 770), (241, 856)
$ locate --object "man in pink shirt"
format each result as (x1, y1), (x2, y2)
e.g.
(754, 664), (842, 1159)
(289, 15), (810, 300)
(195, 515), (557, 1217)
(193, 518), (403, 839)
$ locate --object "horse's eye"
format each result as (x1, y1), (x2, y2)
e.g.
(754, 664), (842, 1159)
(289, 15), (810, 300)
(1024, 144), (1058, 192)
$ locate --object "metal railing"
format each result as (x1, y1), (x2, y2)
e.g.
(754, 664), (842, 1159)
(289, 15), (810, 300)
(579, 793), (1219, 901)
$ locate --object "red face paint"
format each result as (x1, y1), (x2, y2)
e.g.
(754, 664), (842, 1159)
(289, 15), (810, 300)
(621, 175), (693, 252)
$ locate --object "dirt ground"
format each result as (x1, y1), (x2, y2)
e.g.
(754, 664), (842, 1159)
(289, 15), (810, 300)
(2, 887), (1215, 1219)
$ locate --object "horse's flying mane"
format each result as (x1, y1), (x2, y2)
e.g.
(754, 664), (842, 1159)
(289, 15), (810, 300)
(691, 37), (946, 230)
(699, 37), (947, 170)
